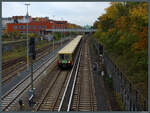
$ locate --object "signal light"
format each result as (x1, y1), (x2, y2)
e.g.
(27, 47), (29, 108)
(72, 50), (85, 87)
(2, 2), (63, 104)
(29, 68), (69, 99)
(29, 37), (36, 60)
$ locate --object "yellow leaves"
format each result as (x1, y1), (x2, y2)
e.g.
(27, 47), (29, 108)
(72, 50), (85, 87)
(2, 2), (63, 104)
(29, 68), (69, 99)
(129, 3), (148, 23)
(132, 27), (148, 51)
(120, 35), (125, 40)
(108, 28), (114, 33)
(129, 23), (137, 34)
(132, 42), (141, 51)
(105, 4), (118, 20)
(115, 16), (126, 31)
(94, 2), (148, 53)
(132, 40), (147, 51)
(100, 14), (108, 22)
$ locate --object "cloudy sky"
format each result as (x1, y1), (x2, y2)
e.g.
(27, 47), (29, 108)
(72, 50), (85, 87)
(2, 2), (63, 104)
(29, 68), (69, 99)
(2, 2), (110, 26)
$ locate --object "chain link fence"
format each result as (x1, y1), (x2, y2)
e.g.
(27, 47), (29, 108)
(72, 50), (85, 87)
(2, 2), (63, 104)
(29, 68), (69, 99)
(93, 39), (148, 111)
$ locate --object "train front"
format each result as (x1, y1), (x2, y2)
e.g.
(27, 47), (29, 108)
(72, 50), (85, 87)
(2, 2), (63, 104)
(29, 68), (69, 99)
(57, 53), (72, 69)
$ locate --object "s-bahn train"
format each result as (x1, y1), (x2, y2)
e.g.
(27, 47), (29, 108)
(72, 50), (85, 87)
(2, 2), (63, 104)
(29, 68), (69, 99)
(57, 35), (82, 68)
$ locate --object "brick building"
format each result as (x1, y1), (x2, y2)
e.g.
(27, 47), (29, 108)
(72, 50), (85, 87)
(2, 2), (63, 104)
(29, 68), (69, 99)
(7, 20), (68, 35)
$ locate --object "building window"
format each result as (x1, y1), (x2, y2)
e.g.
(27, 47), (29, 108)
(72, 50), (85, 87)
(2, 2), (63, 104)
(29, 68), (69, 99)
(20, 31), (24, 34)
(13, 25), (17, 29)
(28, 25), (31, 29)
(19, 25), (25, 29)
(38, 25), (41, 29)
(33, 25), (36, 29)
(52, 25), (55, 29)
(33, 31), (36, 34)
(42, 25), (46, 29)
(20, 31), (26, 34)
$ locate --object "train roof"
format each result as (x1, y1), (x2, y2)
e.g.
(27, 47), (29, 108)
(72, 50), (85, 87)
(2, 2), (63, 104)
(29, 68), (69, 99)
(58, 35), (82, 54)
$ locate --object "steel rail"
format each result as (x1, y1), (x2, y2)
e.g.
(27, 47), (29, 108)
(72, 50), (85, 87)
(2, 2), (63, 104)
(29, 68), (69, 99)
(51, 71), (69, 111)
(58, 41), (82, 112)
(2, 56), (57, 111)
(35, 70), (61, 111)
(2, 50), (56, 100)
(2, 40), (70, 99)
(2, 41), (70, 111)
(67, 44), (82, 111)
(88, 47), (94, 111)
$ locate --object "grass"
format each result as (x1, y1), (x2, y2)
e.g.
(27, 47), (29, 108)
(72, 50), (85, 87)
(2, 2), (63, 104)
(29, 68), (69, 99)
(3, 39), (26, 44)
(2, 40), (52, 62)
(2, 46), (26, 62)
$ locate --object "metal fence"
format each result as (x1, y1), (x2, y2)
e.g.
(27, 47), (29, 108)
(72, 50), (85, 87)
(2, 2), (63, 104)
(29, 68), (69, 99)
(93, 39), (148, 111)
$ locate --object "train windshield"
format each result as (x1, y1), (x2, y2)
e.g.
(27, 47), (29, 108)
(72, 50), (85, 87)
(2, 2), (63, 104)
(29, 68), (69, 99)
(65, 54), (70, 60)
(59, 54), (64, 60)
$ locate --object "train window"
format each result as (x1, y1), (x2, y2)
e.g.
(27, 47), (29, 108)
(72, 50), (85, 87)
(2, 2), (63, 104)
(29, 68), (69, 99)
(65, 54), (70, 60)
(59, 54), (64, 60)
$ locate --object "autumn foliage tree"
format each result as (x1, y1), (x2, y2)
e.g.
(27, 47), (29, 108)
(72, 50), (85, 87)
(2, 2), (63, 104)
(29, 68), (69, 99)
(93, 2), (148, 97)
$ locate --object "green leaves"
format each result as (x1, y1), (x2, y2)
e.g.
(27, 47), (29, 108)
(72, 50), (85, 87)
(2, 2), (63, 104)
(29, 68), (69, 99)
(93, 2), (148, 97)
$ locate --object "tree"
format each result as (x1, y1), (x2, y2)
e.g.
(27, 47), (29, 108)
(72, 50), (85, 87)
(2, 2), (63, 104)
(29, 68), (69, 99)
(2, 29), (9, 40)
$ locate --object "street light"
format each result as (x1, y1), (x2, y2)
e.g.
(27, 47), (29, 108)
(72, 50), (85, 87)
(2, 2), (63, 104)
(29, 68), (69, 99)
(25, 3), (34, 97)
(25, 3), (30, 68)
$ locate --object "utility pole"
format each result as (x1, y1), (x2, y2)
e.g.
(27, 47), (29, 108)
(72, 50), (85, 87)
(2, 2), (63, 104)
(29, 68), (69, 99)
(25, 3), (30, 68)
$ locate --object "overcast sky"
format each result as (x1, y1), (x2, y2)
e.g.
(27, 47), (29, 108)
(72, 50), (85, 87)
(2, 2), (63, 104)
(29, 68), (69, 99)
(2, 2), (110, 26)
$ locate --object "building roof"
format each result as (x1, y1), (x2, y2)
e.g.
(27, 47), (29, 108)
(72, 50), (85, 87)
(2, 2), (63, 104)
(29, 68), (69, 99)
(58, 35), (82, 54)
(12, 16), (32, 20)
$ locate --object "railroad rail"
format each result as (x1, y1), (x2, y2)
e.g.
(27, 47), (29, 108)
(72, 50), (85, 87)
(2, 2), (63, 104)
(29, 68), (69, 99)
(2, 38), (70, 84)
(35, 70), (70, 111)
(1, 41), (70, 111)
(34, 37), (83, 111)
(68, 37), (97, 111)
(58, 36), (96, 111)
(2, 44), (54, 84)
(2, 37), (70, 70)
(58, 40), (82, 111)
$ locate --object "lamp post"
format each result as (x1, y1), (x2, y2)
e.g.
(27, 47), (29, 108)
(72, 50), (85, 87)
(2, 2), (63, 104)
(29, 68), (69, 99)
(25, 3), (35, 105)
(25, 3), (30, 68)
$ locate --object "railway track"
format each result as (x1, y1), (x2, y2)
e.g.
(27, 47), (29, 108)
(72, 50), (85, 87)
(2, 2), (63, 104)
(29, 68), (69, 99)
(2, 35), (97, 112)
(34, 37), (82, 111)
(2, 54), (57, 111)
(2, 39), (69, 84)
(2, 45), (54, 84)
(2, 38), (69, 70)
(35, 70), (70, 111)
(1, 40), (70, 111)
(70, 38), (97, 111)
(58, 37), (97, 111)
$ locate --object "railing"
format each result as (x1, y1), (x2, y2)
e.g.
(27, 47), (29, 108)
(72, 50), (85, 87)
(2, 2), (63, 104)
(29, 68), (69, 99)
(93, 39), (148, 111)
(46, 28), (97, 32)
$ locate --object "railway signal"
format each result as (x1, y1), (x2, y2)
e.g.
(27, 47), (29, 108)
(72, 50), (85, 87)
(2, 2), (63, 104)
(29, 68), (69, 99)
(29, 37), (35, 96)
(29, 37), (36, 60)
